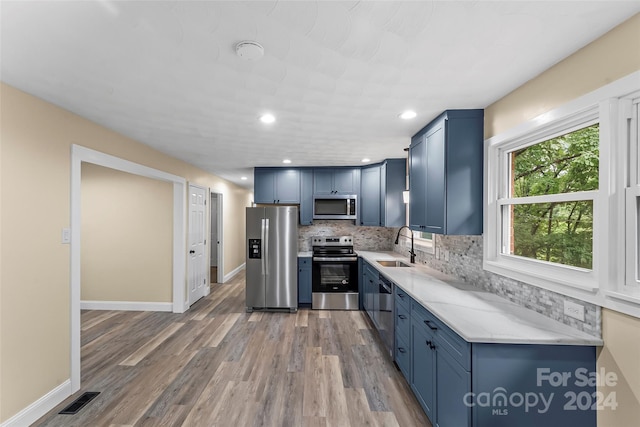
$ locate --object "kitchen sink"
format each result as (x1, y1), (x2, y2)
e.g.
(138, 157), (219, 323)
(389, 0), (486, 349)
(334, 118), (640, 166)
(376, 260), (412, 268)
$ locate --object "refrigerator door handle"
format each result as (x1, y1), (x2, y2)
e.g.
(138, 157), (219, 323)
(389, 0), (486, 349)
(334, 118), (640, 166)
(264, 218), (270, 275)
(261, 218), (266, 275)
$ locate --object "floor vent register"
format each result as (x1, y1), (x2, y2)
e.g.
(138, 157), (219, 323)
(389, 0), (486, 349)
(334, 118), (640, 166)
(58, 392), (100, 415)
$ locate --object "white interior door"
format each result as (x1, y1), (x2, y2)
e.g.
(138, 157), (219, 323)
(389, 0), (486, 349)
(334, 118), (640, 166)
(210, 194), (218, 267)
(188, 184), (207, 305)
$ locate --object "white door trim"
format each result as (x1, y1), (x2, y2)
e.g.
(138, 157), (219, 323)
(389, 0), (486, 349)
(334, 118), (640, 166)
(70, 144), (186, 393)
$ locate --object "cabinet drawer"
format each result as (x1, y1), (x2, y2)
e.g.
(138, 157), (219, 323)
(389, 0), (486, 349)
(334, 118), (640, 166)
(395, 333), (411, 380)
(395, 300), (411, 343)
(412, 300), (471, 371)
(298, 257), (311, 267)
(411, 299), (439, 327)
(394, 285), (411, 310)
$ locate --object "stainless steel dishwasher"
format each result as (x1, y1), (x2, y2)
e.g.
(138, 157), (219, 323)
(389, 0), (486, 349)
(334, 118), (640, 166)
(378, 274), (394, 358)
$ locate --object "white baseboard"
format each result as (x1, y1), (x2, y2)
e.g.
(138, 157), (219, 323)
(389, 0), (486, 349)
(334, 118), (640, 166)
(0, 380), (71, 427)
(223, 263), (246, 283)
(80, 300), (173, 311)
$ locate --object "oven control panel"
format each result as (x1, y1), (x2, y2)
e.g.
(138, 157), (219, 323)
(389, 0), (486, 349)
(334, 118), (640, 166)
(311, 236), (353, 246)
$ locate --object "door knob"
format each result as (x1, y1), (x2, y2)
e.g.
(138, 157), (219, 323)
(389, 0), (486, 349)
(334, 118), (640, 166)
(189, 250), (195, 254)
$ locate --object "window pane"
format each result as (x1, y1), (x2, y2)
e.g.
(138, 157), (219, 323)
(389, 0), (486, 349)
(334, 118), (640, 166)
(510, 124), (599, 197)
(505, 201), (593, 269)
(413, 231), (433, 241)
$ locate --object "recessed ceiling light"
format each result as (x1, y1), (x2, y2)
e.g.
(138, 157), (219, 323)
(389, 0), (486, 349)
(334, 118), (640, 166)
(241, 176), (248, 180)
(282, 159), (292, 164)
(361, 158), (371, 163)
(236, 41), (264, 61)
(260, 113), (276, 124)
(399, 110), (417, 120)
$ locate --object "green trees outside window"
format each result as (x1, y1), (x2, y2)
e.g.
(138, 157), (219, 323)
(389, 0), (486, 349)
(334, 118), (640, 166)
(507, 124), (599, 269)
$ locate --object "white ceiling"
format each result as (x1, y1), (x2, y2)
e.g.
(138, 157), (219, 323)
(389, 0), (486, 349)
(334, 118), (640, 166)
(2, 1), (639, 189)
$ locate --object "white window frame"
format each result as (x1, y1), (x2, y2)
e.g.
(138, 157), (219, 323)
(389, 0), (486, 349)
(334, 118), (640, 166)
(624, 99), (640, 290)
(485, 71), (640, 315)
(486, 105), (604, 293)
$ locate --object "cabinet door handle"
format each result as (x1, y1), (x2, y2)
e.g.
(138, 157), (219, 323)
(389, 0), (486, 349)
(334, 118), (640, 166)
(398, 314), (407, 320)
(398, 347), (406, 353)
(426, 340), (436, 350)
(424, 320), (438, 331)
(398, 293), (405, 299)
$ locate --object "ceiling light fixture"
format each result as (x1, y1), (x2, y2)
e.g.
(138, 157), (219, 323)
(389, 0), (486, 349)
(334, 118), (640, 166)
(282, 159), (292, 164)
(361, 158), (371, 163)
(399, 110), (417, 120)
(259, 113), (275, 124)
(235, 40), (264, 61)
(241, 176), (248, 180)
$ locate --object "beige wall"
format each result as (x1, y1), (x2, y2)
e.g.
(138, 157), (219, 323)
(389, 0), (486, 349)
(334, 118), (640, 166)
(81, 163), (173, 302)
(485, 13), (640, 138)
(484, 13), (640, 427)
(597, 309), (640, 426)
(0, 83), (251, 422)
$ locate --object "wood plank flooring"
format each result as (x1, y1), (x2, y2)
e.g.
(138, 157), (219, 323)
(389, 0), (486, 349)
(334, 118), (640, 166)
(34, 271), (430, 426)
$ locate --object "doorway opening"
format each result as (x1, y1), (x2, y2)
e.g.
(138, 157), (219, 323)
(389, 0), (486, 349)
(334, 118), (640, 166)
(70, 145), (186, 393)
(210, 192), (223, 284)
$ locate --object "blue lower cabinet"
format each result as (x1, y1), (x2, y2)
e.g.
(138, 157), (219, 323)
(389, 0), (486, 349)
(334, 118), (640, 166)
(436, 346), (471, 427)
(392, 284), (597, 427)
(411, 322), (436, 422)
(471, 343), (597, 427)
(298, 257), (312, 305)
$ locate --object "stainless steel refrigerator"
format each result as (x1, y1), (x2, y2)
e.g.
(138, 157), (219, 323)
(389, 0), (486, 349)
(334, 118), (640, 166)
(246, 206), (298, 312)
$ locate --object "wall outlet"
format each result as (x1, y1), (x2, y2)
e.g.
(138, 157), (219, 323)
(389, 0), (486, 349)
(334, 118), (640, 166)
(564, 300), (585, 322)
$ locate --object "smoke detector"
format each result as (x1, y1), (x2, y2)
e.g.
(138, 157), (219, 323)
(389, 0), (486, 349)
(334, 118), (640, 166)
(236, 41), (264, 60)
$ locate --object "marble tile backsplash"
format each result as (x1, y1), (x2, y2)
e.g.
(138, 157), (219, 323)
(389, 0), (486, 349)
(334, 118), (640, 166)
(393, 233), (601, 337)
(298, 221), (601, 337)
(298, 220), (395, 252)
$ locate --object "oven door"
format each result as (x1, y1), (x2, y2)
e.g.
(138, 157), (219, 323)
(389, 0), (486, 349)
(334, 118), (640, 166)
(312, 257), (359, 310)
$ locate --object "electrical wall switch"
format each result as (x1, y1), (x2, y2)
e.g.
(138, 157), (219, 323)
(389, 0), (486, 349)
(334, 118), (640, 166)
(62, 228), (71, 244)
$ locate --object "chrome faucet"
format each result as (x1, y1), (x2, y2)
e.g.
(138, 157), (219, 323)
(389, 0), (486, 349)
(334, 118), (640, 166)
(394, 225), (416, 264)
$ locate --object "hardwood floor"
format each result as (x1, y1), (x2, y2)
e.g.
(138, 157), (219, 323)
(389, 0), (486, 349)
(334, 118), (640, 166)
(34, 271), (430, 426)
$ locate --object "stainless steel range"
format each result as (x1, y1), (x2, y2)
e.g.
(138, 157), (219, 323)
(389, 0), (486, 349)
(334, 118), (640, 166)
(311, 236), (359, 310)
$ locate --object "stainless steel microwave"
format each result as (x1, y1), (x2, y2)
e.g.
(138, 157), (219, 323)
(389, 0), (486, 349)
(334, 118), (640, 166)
(313, 195), (357, 220)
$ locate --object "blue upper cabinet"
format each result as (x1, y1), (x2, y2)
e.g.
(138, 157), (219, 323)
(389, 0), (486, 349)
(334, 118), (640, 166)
(360, 165), (381, 226)
(409, 135), (427, 230)
(299, 169), (313, 225)
(313, 168), (360, 195)
(360, 159), (406, 227)
(409, 110), (484, 235)
(381, 159), (406, 227)
(254, 168), (301, 204)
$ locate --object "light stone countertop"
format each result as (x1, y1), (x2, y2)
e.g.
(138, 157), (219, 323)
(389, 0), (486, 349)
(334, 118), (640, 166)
(358, 250), (603, 346)
(298, 251), (312, 258)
